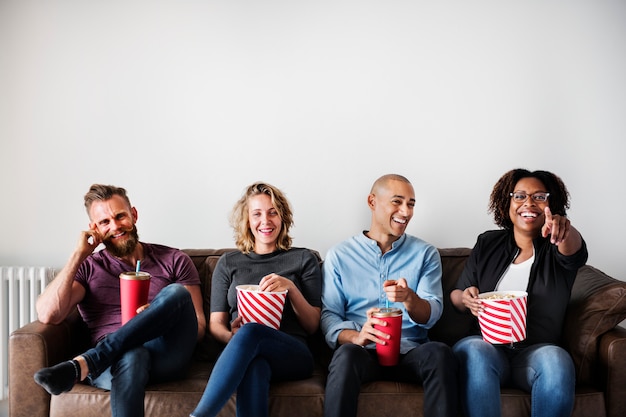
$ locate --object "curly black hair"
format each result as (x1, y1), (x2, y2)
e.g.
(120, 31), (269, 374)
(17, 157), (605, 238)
(489, 169), (570, 229)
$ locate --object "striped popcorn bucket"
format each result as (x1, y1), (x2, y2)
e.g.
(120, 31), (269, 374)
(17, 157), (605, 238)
(478, 291), (528, 344)
(236, 285), (288, 330)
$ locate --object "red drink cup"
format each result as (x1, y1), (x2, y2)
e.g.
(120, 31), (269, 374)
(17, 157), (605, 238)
(373, 307), (402, 366)
(119, 271), (151, 325)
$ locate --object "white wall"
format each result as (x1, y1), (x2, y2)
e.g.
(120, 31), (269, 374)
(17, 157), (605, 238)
(1, 1), (625, 279)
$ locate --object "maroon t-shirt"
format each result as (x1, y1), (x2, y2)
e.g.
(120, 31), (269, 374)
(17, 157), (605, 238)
(75, 242), (200, 345)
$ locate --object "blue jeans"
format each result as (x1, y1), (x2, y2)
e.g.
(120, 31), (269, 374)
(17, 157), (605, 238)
(84, 284), (198, 417)
(324, 341), (458, 417)
(190, 323), (314, 417)
(452, 335), (575, 417)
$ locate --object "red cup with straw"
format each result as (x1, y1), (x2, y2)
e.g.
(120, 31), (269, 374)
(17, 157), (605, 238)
(119, 261), (150, 325)
(373, 307), (403, 366)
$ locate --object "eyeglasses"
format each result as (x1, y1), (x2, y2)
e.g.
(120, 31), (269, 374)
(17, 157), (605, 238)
(509, 192), (550, 203)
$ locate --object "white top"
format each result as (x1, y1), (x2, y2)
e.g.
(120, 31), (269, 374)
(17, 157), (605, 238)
(496, 250), (534, 292)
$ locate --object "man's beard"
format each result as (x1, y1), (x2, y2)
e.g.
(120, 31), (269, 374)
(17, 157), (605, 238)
(103, 226), (140, 258)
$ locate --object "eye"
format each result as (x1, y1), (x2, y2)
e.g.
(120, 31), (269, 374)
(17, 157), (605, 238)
(512, 193), (527, 202)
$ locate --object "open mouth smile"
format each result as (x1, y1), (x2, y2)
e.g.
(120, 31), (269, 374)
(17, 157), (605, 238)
(110, 231), (127, 239)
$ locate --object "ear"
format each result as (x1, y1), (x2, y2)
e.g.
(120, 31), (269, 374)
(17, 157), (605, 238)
(367, 193), (376, 210)
(131, 207), (138, 222)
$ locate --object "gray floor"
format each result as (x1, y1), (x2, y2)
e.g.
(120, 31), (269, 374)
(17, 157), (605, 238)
(0, 399), (7, 417)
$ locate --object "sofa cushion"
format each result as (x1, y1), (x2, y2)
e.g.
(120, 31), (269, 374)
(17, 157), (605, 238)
(429, 247), (473, 346)
(563, 265), (626, 384)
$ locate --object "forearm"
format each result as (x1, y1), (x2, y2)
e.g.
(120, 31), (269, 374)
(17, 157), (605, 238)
(337, 329), (361, 346)
(403, 291), (431, 324)
(36, 251), (86, 324)
(450, 289), (467, 312)
(185, 285), (206, 341)
(196, 317), (207, 341)
(288, 286), (321, 335)
(208, 314), (233, 345)
(557, 225), (583, 256)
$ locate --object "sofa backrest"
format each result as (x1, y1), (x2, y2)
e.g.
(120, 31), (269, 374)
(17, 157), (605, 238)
(182, 247), (474, 351)
(182, 249), (236, 360)
(428, 248), (473, 346)
(181, 247), (626, 385)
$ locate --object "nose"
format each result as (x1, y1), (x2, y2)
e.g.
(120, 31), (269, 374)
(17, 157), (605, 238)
(400, 202), (413, 216)
(109, 218), (123, 232)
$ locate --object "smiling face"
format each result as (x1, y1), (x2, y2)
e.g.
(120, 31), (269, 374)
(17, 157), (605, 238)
(509, 177), (549, 237)
(248, 193), (282, 254)
(369, 179), (415, 240)
(88, 195), (139, 258)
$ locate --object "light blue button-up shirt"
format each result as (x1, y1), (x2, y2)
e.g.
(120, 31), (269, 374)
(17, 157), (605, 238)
(321, 232), (443, 353)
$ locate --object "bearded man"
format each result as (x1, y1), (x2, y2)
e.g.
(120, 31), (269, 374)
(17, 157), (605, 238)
(33, 184), (206, 417)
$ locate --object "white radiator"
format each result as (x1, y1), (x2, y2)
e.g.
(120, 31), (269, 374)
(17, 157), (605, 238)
(0, 266), (55, 401)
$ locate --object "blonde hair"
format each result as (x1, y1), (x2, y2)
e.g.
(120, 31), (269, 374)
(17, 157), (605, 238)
(84, 184), (131, 216)
(230, 182), (294, 254)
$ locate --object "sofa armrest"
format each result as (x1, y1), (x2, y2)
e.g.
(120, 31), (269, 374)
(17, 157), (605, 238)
(8, 309), (88, 417)
(598, 325), (626, 417)
(563, 265), (626, 384)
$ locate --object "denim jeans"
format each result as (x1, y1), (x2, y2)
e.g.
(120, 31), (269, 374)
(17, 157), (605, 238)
(452, 335), (575, 417)
(190, 323), (314, 417)
(84, 284), (198, 417)
(324, 341), (458, 417)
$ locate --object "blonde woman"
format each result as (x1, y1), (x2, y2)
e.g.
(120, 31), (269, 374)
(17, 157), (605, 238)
(190, 182), (321, 417)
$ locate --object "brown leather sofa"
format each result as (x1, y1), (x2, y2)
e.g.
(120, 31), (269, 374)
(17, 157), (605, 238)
(9, 248), (626, 417)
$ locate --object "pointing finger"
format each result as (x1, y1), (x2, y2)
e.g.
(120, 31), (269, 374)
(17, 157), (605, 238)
(542, 207), (553, 238)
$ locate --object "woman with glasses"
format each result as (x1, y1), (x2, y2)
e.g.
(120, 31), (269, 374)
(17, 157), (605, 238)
(450, 168), (588, 417)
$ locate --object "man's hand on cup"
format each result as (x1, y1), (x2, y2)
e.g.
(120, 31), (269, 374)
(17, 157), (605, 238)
(355, 308), (391, 347)
(136, 303), (150, 315)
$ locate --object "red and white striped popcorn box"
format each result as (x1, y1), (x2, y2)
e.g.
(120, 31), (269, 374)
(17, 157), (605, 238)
(236, 285), (288, 330)
(478, 291), (528, 344)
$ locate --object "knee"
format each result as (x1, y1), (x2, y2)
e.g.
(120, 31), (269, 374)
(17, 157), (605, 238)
(453, 337), (502, 383)
(155, 284), (193, 313)
(235, 323), (272, 343)
(328, 344), (368, 375)
(161, 283), (191, 302)
(453, 336), (494, 364)
(332, 344), (365, 363)
(534, 346), (575, 384)
(417, 342), (458, 374)
(423, 341), (455, 361)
